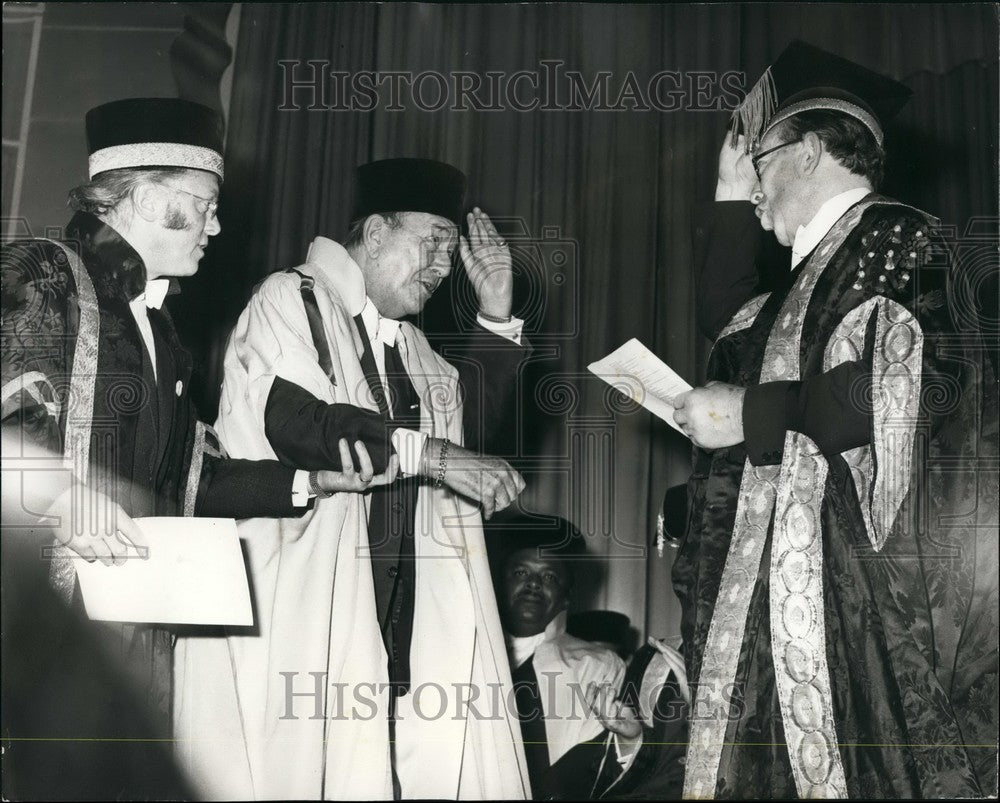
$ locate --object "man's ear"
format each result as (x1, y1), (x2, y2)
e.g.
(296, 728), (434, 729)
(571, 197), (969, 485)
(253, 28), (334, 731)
(362, 214), (385, 257)
(131, 181), (166, 223)
(800, 131), (823, 176)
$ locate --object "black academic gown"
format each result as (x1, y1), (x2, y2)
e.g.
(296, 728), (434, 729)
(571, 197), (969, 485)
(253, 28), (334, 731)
(1, 212), (300, 799)
(542, 645), (688, 801)
(675, 198), (998, 797)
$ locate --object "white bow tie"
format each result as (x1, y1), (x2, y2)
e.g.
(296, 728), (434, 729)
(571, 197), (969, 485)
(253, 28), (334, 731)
(139, 278), (170, 309)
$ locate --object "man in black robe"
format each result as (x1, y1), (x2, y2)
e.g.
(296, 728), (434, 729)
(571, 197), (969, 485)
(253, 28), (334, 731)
(672, 42), (998, 798)
(0, 98), (382, 800)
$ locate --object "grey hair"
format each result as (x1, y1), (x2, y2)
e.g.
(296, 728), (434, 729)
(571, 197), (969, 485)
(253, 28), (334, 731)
(342, 211), (404, 252)
(776, 111), (886, 189)
(67, 167), (189, 216)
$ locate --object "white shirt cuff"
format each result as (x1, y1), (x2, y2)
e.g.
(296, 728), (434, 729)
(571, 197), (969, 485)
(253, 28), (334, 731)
(391, 428), (427, 476)
(613, 731), (643, 772)
(476, 313), (524, 345)
(291, 469), (313, 507)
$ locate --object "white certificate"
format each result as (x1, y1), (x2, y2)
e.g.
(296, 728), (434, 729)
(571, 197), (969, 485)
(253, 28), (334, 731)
(588, 338), (693, 435)
(74, 517), (252, 626)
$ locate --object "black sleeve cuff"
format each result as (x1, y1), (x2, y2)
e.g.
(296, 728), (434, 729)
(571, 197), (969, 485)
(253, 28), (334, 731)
(743, 381), (797, 466)
(796, 361), (872, 455)
(264, 376), (392, 472)
(196, 457), (299, 519)
(451, 328), (529, 455)
(743, 364), (872, 464)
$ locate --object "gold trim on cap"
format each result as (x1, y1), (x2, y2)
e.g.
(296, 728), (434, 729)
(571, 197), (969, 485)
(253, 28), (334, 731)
(88, 142), (224, 179)
(730, 66), (779, 152)
(763, 97), (883, 146)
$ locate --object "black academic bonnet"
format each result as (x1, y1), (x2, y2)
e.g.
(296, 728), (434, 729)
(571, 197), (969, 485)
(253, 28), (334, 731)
(352, 158), (466, 226)
(484, 512), (589, 578)
(86, 97), (225, 180)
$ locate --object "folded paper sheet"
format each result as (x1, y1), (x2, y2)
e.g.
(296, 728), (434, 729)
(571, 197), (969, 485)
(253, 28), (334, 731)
(588, 338), (693, 435)
(75, 517), (252, 626)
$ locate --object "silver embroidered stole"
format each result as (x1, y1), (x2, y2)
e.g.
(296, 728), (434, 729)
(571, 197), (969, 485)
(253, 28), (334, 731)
(45, 241), (100, 602)
(683, 198), (896, 799)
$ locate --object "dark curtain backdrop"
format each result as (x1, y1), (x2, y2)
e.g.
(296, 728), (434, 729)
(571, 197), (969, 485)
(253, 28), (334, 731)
(170, 2), (998, 639)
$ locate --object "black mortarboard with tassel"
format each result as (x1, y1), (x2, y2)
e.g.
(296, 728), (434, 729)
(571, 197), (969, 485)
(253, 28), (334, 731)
(731, 41), (913, 152)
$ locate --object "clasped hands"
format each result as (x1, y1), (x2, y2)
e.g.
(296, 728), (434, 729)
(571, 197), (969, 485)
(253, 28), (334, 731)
(318, 437), (524, 521)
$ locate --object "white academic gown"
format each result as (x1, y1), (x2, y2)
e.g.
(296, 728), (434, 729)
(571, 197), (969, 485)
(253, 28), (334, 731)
(174, 237), (529, 800)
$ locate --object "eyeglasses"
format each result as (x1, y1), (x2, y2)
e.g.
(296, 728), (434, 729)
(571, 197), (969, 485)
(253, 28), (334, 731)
(751, 138), (802, 180)
(165, 185), (219, 220)
(398, 220), (458, 256)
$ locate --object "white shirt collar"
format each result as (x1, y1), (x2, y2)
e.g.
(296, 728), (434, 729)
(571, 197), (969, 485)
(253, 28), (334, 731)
(360, 298), (400, 348)
(508, 631), (547, 669)
(304, 236), (367, 316)
(305, 236), (401, 347)
(130, 278), (170, 310)
(506, 610), (568, 669)
(791, 187), (871, 268)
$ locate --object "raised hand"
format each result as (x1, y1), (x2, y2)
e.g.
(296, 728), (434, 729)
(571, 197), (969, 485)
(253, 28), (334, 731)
(715, 134), (760, 202)
(458, 207), (513, 320)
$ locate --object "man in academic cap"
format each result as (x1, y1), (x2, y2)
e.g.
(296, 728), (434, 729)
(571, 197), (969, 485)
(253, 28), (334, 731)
(672, 42), (998, 798)
(174, 158), (531, 799)
(0, 98), (378, 799)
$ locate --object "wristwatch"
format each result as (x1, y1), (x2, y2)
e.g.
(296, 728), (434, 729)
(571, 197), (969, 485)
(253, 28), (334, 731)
(308, 470), (335, 498)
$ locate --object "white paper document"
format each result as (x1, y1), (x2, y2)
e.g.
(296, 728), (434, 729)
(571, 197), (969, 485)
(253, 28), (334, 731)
(75, 517), (252, 626)
(588, 338), (693, 435)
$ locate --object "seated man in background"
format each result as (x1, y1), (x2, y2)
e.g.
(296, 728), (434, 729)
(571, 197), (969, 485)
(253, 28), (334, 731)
(491, 516), (626, 799)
